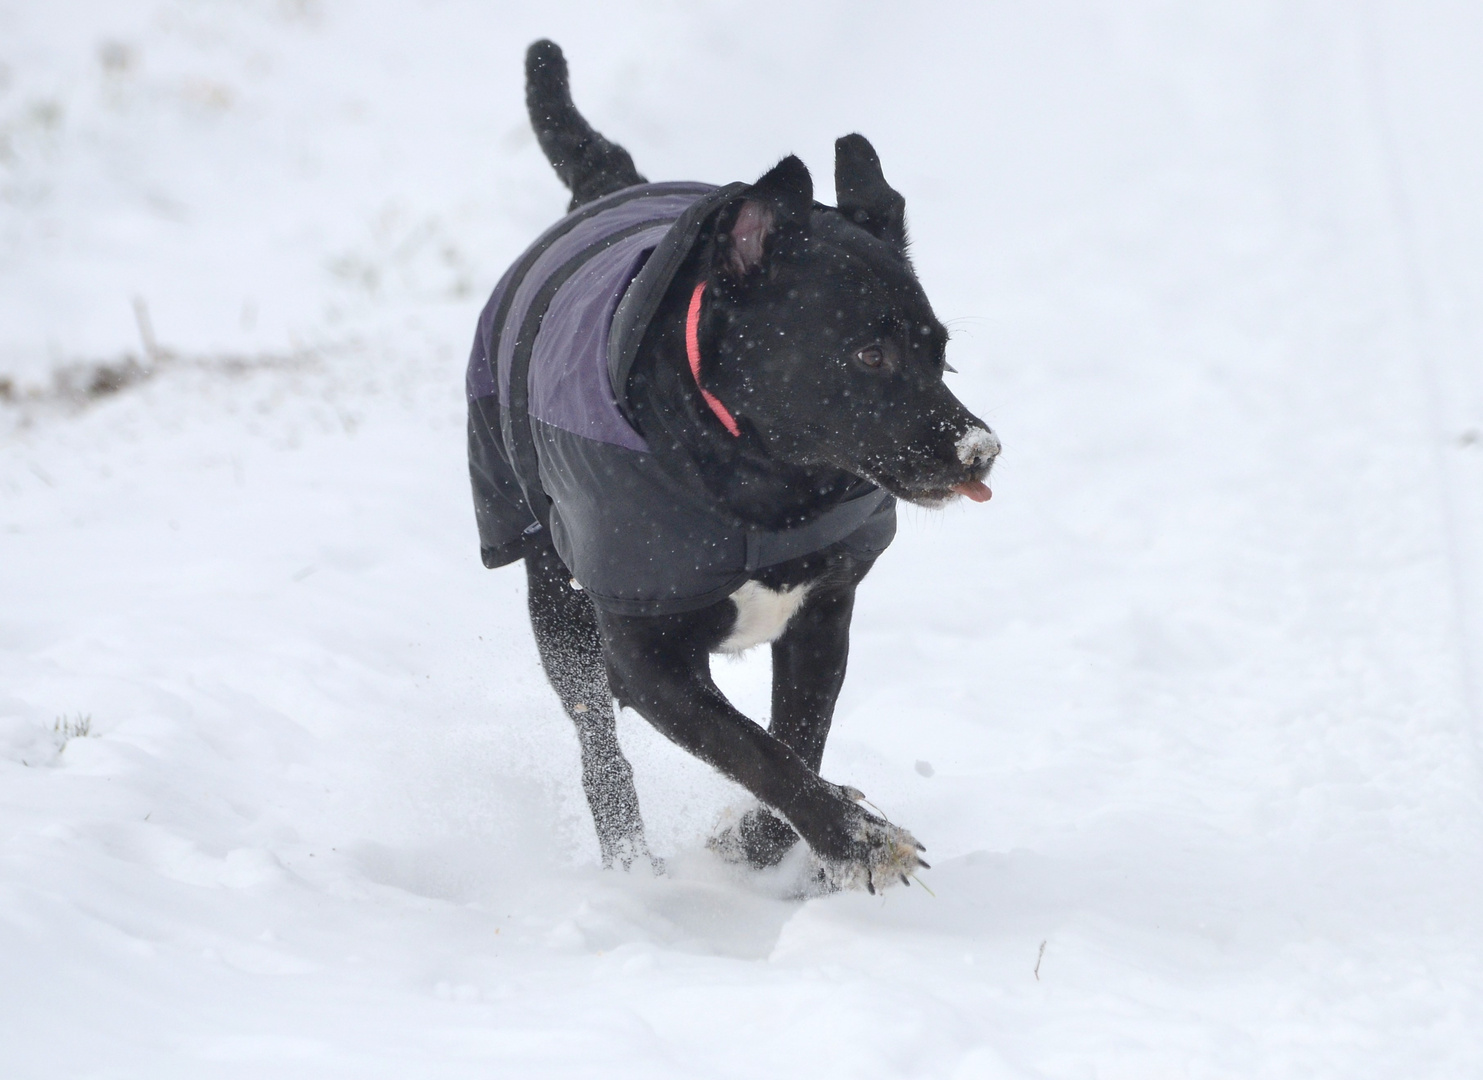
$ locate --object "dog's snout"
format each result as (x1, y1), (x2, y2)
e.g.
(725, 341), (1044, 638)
(955, 426), (1000, 471)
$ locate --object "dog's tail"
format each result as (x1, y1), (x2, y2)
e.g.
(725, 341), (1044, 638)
(526, 40), (646, 210)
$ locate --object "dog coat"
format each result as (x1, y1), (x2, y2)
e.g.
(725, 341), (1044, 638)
(466, 182), (897, 616)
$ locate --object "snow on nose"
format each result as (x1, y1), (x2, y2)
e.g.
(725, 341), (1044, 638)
(956, 426), (1000, 469)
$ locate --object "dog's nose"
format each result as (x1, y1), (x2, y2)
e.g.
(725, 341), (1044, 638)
(955, 426), (1000, 471)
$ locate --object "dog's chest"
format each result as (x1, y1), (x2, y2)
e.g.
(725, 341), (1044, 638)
(717, 580), (811, 654)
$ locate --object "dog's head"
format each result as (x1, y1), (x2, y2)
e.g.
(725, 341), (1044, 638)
(698, 136), (998, 507)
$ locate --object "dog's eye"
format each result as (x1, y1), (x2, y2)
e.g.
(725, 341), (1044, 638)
(854, 345), (886, 369)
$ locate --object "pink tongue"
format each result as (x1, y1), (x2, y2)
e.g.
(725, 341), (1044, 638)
(952, 480), (993, 503)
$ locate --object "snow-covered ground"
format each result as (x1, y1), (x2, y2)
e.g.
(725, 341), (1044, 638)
(4, 2), (1482, 1076)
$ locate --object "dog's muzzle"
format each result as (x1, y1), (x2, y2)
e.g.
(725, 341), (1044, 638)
(950, 427), (998, 503)
(956, 426), (1000, 471)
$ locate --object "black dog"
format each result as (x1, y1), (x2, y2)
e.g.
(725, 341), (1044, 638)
(466, 41), (997, 892)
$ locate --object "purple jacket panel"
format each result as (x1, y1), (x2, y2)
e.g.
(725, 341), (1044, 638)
(525, 230), (661, 453)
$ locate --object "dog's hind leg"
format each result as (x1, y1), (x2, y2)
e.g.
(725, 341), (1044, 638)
(525, 39), (647, 210)
(522, 533), (656, 871)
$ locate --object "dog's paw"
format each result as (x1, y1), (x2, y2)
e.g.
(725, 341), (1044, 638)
(817, 807), (927, 895)
(708, 804), (800, 868)
(605, 834), (665, 876)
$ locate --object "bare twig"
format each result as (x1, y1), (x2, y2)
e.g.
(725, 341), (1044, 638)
(132, 296), (167, 367)
(1034, 940), (1047, 981)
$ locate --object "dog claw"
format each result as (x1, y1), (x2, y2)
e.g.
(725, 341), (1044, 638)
(900, 873), (911, 886)
(917, 858), (931, 870)
(815, 804), (926, 895)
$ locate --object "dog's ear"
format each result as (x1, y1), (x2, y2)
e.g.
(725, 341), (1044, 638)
(834, 134), (907, 251)
(716, 155), (813, 280)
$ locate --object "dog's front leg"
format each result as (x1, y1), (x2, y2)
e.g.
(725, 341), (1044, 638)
(714, 579), (862, 867)
(596, 603), (923, 890)
(770, 579), (862, 771)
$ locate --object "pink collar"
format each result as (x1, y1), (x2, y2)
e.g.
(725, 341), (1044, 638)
(685, 281), (741, 437)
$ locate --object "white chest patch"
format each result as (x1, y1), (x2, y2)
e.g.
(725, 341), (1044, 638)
(718, 580), (811, 654)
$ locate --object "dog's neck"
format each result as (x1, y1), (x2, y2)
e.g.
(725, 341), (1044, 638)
(628, 266), (861, 531)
